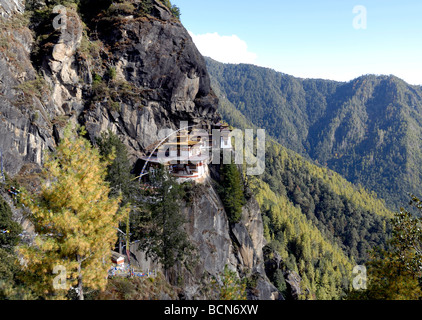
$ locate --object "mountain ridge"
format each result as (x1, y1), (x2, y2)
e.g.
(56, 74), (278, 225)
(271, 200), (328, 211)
(205, 57), (422, 211)
(205, 56), (420, 87)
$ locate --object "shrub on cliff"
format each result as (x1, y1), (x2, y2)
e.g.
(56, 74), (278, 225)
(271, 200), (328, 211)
(160, 0), (180, 19)
(218, 163), (246, 224)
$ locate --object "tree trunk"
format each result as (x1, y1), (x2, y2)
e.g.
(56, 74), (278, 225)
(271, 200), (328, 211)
(119, 235), (122, 255)
(77, 255), (84, 300)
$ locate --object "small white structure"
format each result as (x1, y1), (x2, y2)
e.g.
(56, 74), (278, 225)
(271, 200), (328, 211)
(111, 251), (125, 267)
(209, 122), (232, 150)
(220, 127), (232, 149)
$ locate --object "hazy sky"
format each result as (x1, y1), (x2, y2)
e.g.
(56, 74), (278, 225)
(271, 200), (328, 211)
(172, 0), (422, 85)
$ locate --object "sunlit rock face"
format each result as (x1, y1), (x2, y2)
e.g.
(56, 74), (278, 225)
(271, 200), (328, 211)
(0, 0), (281, 300)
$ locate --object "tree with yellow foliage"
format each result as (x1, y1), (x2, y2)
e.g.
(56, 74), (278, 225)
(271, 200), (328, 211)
(215, 265), (247, 300)
(18, 125), (127, 300)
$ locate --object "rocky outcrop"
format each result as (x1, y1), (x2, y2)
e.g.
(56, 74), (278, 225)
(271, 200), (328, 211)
(0, 0), (219, 176)
(128, 180), (282, 300)
(232, 196), (282, 300)
(42, 6), (84, 116)
(0, 7), (56, 177)
(0, 0), (24, 17)
(285, 271), (303, 300)
(81, 0), (219, 160)
(0, 0), (279, 300)
(232, 196), (265, 272)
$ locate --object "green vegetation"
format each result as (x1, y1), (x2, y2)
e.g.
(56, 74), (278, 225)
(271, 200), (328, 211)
(97, 130), (136, 201)
(0, 197), (31, 299)
(211, 265), (247, 300)
(108, 67), (117, 81)
(160, 0), (181, 19)
(217, 162), (246, 224)
(206, 57), (422, 212)
(213, 100), (395, 298)
(132, 165), (194, 273)
(263, 141), (392, 264)
(139, 0), (154, 15)
(90, 74), (138, 112)
(107, 1), (136, 16)
(250, 178), (354, 299)
(348, 195), (422, 300)
(18, 125), (126, 300)
(229, 127), (393, 299)
(97, 130), (140, 258)
(15, 76), (50, 105)
(0, 198), (22, 250)
(210, 58), (399, 298)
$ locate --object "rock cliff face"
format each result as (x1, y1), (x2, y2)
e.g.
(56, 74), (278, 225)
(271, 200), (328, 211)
(0, 5), (55, 178)
(0, 0), (280, 300)
(0, 0), (24, 17)
(80, 0), (219, 157)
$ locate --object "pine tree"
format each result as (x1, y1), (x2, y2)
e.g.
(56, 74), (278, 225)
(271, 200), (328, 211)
(97, 130), (139, 258)
(18, 125), (127, 300)
(96, 130), (137, 202)
(219, 163), (246, 224)
(135, 165), (193, 274)
(216, 265), (247, 300)
(0, 196), (22, 250)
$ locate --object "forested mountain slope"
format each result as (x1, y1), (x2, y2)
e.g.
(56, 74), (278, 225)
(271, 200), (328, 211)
(206, 57), (422, 211)
(246, 138), (393, 299)
(209, 59), (395, 298)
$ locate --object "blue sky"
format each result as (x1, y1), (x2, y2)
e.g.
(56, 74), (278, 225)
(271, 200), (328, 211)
(172, 0), (422, 85)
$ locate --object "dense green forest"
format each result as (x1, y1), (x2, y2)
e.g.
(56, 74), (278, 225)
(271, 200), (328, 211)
(242, 139), (393, 299)
(209, 60), (400, 298)
(206, 57), (422, 212)
(262, 141), (392, 264)
(250, 178), (354, 299)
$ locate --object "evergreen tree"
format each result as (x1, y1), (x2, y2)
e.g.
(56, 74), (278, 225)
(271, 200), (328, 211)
(18, 125), (127, 300)
(0, 197), (22, 250)
(218, 163), (246, 224)
(134, 165), (192, 274)
(97, 130), (140, 257)
(161, 0), (181, 19)
(216, 265), (247, 300)
(97, 130), (136, 202)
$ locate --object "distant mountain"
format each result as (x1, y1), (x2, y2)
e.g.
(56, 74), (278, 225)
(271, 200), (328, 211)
(206, 57), (422, 211)
(211, 80), (394, 298)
